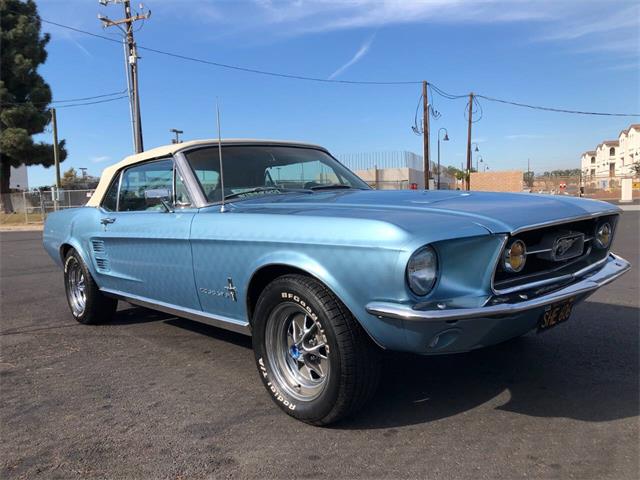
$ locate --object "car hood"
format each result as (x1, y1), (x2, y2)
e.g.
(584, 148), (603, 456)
(226, 189), (620, 234)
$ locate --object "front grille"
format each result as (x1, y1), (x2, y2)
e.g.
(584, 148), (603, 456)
(493, 214), (618, 293)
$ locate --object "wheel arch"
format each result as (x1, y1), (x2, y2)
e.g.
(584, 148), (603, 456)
(58, 240), (94, 277)
(244, 260), (385, 349)
(60, 243), (74, 263)
(246, 263), (316, 324)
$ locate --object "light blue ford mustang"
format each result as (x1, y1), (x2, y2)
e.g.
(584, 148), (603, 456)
(43, 139), (630, 425)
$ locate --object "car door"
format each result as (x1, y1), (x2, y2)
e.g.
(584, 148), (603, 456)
(93, 157), (201, 310)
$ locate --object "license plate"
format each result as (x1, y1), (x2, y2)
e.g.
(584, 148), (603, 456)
(538, 297), (574, 331)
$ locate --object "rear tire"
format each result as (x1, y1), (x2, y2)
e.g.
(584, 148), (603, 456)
(63, 249), (117, 325)
(252, 274), (380, 425)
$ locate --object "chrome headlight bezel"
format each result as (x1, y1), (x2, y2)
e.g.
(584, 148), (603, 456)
(594, 221), (612, 249)
(503, 239), (527, 273)
(406, 245), (438, 296)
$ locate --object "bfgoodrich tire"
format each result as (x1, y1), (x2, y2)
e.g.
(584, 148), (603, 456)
(63, 249), (117, 325)
(252, 274), (380, 425)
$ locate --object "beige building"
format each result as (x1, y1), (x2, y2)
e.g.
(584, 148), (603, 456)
(580, 124), (640, 180)
(337, 151), (456, 189)
(469, 171), (523, 192)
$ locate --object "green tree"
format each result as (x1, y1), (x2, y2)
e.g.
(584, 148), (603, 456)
(630, 161), (640, 177)
(523, 170), (535, 188)
(0, 0), (67, 212)
(61, 167), (78, 189)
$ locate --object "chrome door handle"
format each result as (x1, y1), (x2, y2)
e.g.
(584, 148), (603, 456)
(100, 217), (116, 225)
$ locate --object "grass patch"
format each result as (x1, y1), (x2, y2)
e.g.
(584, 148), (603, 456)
(0, 212), (44, 225)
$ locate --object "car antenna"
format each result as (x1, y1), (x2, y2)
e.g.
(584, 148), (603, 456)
(216, 99), (226, 213)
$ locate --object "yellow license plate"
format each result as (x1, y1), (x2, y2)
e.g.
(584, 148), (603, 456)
(539, 298), (574, 331)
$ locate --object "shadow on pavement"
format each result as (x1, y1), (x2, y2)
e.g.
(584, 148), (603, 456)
(110, 301), (638, 430)
(338, 301), (639, 430)
(111, 306), (253, 349)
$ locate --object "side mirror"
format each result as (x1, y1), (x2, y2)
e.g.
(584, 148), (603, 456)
(144, 188), (173, 212)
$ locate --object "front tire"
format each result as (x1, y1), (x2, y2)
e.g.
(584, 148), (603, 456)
(252, 275), (380, 425)
(64, 249), (117, 324)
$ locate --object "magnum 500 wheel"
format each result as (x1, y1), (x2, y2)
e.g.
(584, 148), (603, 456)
(252, 274), (380, 425)
(63, 249), (117, 324)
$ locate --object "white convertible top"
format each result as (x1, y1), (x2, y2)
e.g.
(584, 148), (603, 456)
(86, 138), (324, 207)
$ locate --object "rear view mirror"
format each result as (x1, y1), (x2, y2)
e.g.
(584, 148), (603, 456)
(144, 188), (171, 200)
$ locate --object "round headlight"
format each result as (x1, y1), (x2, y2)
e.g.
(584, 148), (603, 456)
(594, 222), (612, 249)
(503, 239), (527, 273)
(407, 246), (438, 296)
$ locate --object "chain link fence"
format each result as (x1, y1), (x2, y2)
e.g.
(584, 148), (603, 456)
(0, 189), (94, 227)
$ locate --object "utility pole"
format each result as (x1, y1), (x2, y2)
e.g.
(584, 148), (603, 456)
(51, 108), (61, 211)
(51, 108), (61, 189)
(465, 92), (474, 190)
(422, 81), (431, 190)
(99, 1), (150, 153)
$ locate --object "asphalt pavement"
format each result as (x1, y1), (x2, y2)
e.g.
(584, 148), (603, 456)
(1, 213), (638, 479)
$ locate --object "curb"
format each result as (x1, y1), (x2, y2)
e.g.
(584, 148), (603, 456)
(0, 224), (44, 232)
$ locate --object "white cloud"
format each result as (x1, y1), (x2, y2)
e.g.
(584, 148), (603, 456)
(90, 155), (111, 164)
(328, 34), (375, 80)
(533, 2), (639, 56)
(252, 0), (553, 35)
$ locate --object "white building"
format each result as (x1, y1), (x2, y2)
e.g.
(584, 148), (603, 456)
(581, 124), (640, 181)
(10, 164), (29, 191)
(336, 151), (456, 189)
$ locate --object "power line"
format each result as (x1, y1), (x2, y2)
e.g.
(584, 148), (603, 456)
(476, 94), (639, 117)
(51, 95), (129, 108)
(54, 90), (127, 103)
(1, 89), (127, 106)
(35, 15), (640, 116)
(39, 17), (420, 86)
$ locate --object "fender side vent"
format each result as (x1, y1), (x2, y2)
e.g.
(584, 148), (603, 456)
(91, 240), (106, 253)
(95, 258), (110, 272)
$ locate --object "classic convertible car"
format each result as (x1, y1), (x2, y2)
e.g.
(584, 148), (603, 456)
(43, 139), (630, 425)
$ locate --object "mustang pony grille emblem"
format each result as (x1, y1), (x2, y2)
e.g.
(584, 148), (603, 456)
(551, 233), (585, 261)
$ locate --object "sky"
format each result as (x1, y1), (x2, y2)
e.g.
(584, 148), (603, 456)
(27, 0), (640, 187)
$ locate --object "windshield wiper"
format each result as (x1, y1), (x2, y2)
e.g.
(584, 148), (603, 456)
(309, 184), (355, 191)
(224, 187), (313, 201)
(224, 187), (281, 201)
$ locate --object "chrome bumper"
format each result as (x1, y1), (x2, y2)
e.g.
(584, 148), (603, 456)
(366, 253), (631, 322)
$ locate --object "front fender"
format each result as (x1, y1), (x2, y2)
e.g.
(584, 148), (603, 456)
(245, 248), (406, 350)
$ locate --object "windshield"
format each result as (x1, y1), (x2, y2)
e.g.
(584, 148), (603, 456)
(184, 145), (370, 203)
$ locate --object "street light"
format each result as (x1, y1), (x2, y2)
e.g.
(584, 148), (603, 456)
(170, 128), (183, 144)
(437, 128), (449, 190)
(476, 154), (483, 173)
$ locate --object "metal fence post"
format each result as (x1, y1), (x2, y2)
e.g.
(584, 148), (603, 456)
(23, 191), (28, 224)
(40, 192), (45, 222)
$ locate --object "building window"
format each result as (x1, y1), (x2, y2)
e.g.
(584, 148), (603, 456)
(591, 157), (595, 164)
(590, 169), (595, 176)
(609, 147), (615, 156)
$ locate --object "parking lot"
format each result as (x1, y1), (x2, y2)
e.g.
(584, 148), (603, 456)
(1, 213), (638, 479)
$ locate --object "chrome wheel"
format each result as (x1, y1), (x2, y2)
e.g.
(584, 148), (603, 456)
(66, 257), (86, 317)
(265, 304), (330, 401)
